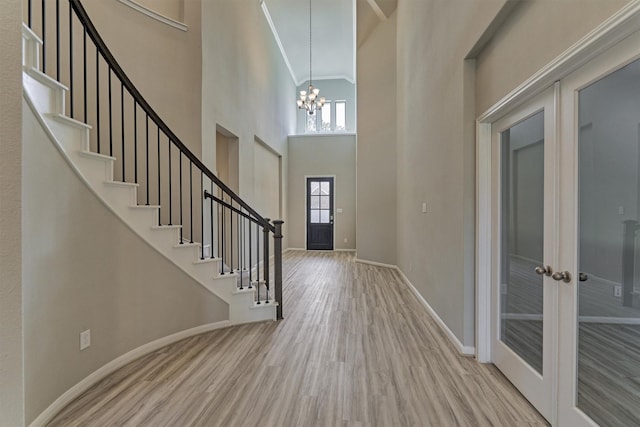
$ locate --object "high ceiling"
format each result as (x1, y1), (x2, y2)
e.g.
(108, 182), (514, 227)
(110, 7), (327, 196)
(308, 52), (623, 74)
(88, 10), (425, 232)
(261, 0), (396, 86)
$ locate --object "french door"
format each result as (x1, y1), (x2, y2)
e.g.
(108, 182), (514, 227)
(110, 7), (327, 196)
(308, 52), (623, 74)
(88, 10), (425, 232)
(490, 30), (640, 426)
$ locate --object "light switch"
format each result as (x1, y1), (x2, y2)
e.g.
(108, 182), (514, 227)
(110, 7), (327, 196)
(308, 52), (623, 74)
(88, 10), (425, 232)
(337, 208), (343, 214)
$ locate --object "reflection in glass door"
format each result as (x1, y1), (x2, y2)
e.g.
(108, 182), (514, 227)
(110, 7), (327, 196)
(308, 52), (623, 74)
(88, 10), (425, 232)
(500, 111), (545, 374)
(575, 57), (640, 427)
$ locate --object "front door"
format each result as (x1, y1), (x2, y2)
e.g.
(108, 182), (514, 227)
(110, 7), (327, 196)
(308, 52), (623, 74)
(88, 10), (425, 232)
(306, 177), (334, 250)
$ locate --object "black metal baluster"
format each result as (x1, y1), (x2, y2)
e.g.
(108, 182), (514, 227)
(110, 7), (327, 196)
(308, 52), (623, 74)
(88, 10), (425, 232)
(157, 127), (161, 224)
(248, 220), (252, 288)
(221, 204), (225, 274)
(210, 183), (214, 259)
(120, 82), (125, 182)
(179, 152), (183, 243)
(96, 50), (100, 152)
(145, 113), (149, 205)
(41, 0), (45, 73)
(83, 27), (87, 122)
(56, 0), (59, 79)
(28, 0), (32, 28)
(238, 215), (243, 290)
(230, 201), (234, 272)
(200, 172), (204, 260)
(189, 161), (194, 243)
(256, 222), (261, 303)
(108, 67), (112, 156)
(263, 222), (270, 303)
(69, 5), (73, 118)
(168, 141), (172, 225)
(133, 100), (137, 182)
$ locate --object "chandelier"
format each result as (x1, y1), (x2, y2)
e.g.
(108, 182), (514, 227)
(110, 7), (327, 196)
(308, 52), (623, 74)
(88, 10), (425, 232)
(297, 0), (325, 115)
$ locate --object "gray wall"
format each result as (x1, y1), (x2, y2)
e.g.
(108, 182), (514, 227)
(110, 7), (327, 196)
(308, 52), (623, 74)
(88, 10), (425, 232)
(356, 11), (397, 265)
(0, 0), (24, 425)
(288, 134), (356, 250)
(22, 103), (228, 424)
(201, 0), (295, 249)
(296, 78), (356, 134)
(396, 0), (505, 348)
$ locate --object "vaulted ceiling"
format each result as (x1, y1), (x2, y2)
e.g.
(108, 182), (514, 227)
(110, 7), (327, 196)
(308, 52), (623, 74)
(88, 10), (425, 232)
(261, 0), (397, 86)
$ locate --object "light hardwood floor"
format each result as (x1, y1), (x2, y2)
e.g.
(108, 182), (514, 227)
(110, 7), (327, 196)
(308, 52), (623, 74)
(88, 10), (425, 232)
(49, 251), (547, 426)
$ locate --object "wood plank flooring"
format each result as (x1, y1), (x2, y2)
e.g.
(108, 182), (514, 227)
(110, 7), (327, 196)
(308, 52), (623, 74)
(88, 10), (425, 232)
(48, 251), (547, 426)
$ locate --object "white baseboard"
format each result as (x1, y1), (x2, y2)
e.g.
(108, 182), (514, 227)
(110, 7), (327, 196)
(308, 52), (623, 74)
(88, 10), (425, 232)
(395, 268), (476, 357)
(355, 258), (397, 269)
(29, 320), (230, 427)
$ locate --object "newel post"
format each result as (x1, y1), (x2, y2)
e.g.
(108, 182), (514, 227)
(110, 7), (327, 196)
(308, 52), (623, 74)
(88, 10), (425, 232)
(273, 220), (284, 319)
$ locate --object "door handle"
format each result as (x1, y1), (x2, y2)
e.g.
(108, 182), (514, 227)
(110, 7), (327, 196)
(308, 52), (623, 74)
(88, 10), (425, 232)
(534, 265), (553, 276)
(552, 271), (572, 283)
(579, 272), (588, 282)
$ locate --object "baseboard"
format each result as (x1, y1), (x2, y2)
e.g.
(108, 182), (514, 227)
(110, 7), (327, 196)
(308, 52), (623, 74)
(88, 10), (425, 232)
(334, 249), (356, 252)
(29, 320), (230, 427)
(355, 258), (397, 269)
(285, 247), (306, 252)
(395, 268), (476, 357)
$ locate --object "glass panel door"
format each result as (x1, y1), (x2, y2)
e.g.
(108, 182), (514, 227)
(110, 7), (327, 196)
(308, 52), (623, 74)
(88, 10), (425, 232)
(558, 29), (640, 427)
(576, 58), (640, 427)
(491, 88), (557, 422)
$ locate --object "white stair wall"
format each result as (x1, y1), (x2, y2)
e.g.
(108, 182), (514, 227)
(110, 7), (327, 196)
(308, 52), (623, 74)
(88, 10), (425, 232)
(21, 24), (276, 325)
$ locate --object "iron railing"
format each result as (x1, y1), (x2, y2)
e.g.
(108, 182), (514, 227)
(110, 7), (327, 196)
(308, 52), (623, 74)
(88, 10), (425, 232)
(24, 0), (283, 319)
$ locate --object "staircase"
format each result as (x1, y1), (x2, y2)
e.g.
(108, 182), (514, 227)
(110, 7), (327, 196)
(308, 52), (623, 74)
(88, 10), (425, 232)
(21, 0), (283, 325)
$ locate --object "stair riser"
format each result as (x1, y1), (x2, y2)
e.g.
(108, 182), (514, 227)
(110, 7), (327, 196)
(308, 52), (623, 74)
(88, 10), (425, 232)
(23, 72), (65, 116)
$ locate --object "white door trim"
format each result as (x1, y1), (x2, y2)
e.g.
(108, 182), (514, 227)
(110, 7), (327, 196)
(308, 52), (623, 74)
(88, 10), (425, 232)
(476, 0), (640, 364)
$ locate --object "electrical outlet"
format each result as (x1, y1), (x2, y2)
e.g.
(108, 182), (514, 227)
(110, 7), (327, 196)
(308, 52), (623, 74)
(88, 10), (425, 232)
(422, 202), (428, 213)
(614, 285), (622, 298)
(80, 329), (91, 351)
(343, 238), (347, 243)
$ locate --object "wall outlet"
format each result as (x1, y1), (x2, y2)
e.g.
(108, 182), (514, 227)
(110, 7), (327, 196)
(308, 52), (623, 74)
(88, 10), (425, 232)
(614, 285), (622, 298)
(80, 329), (91, 351)
(422, 202), (428, 213)
(343, 238), (347, 243)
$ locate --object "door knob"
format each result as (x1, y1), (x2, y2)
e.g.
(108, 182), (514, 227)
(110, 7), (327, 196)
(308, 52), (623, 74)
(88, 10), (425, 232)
(552, 271), (572, 283)
(534, 265), (553, 276)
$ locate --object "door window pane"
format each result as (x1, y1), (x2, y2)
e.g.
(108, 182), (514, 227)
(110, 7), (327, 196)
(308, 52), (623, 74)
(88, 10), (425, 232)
(320, 196), (330, 209)
(310, 210), (320, 223)
(576, 58), (640, 426)
(500, 111), (545, 375)
(321, 182), (330, 195)
(310, 196), (320, 209)
(310, 182), (320, 195)
(320, 210), (330, 223)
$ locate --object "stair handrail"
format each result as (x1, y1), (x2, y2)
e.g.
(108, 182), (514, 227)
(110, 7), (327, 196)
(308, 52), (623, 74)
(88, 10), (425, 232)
(68, 0), (274, 233)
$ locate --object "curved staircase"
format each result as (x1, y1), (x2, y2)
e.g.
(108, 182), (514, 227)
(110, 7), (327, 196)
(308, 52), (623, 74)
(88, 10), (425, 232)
(22, 20), (279, 325)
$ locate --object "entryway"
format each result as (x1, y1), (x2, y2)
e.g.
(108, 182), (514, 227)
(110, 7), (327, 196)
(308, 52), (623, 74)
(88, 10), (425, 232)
(478, 22), (640, 427)
(306, 177), (334, 250)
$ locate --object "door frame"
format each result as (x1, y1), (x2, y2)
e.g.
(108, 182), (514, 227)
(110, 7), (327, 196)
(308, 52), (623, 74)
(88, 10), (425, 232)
(304, 175), (336, 250)
(476, 0), (640, 365)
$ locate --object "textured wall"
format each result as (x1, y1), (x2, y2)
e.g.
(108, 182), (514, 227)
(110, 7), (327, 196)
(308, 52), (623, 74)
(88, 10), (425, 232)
(0, 0), (24, 425)
(356, 12), (397, 265)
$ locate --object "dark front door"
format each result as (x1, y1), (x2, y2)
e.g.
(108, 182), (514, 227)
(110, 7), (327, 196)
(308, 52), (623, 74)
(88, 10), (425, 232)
(306, 177), (334, 250)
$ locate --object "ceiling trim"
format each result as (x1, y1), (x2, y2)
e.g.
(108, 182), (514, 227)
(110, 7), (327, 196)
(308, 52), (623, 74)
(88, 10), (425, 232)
(295, 75), (356, 87)
(260, 0), (297, 85)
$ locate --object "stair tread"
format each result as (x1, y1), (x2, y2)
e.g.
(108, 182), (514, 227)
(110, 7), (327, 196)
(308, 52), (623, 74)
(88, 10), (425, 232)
(130, 204), (161, 209)
(151, 225), (182, 230)
(24, 66), (68, 91)
(79, 150), (116, 161)
(22, 23), (43, 43)
(104, 180), (139, 188)
(51, 113), (92, 130)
